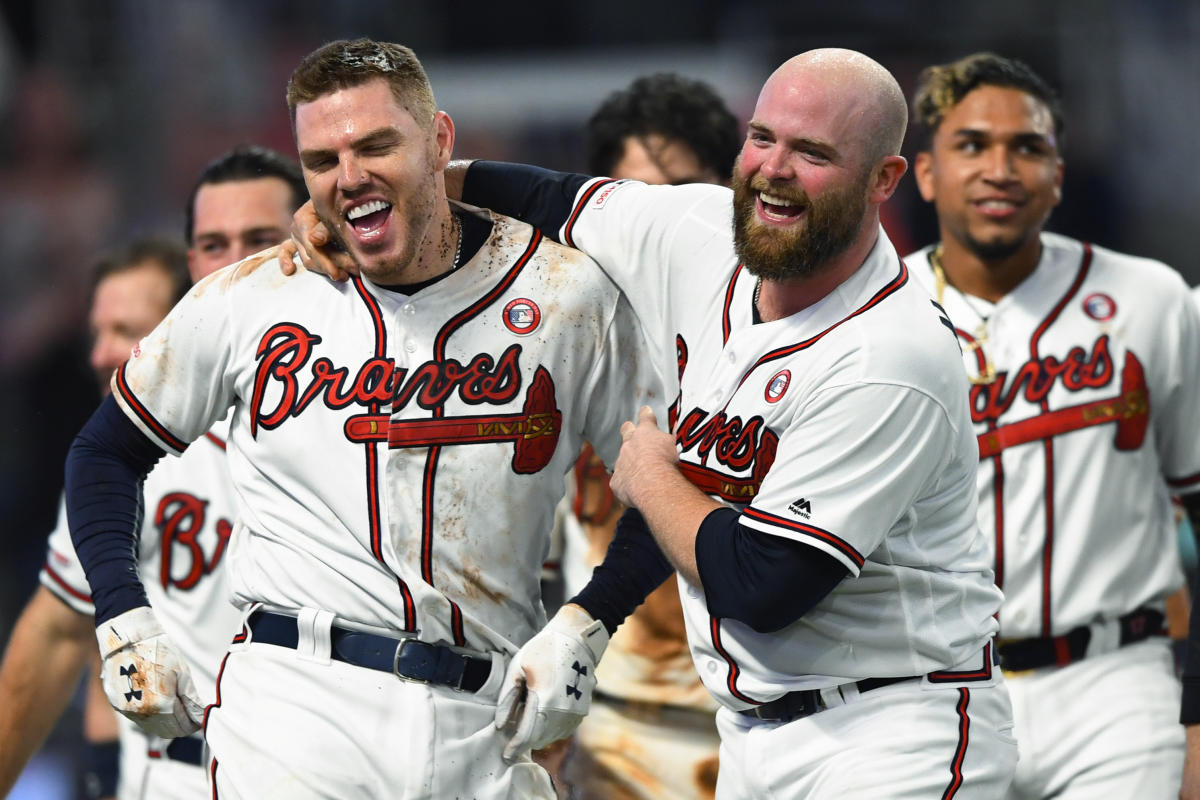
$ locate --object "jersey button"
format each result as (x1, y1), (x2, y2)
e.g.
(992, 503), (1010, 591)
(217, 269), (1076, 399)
(727, 351), (737, 363)
(405, 340), (417, 353)
(687, 586), (700, 599)
(706, 660), (718, 674)
(402, 304), (416, 316)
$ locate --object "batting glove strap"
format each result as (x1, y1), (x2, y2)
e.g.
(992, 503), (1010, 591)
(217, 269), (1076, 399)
(494, 604), (610, 763)
(95, 606), (204, 739)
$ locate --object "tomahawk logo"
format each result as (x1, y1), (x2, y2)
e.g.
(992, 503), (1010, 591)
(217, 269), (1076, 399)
(120, 663), (142, 702)
(788, 498), (812, 518)
(566, 661), (588, 700)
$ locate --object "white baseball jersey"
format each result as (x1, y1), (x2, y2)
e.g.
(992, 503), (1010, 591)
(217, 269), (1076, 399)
(112, 205), (658, 659)
(555, 179), (1002, 708)
(909, 234), (1200, 639)
(41, 422), (239, 799)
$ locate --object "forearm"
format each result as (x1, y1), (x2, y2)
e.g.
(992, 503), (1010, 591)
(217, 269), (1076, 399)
(1182, 491), (1200, 724)
(0, 586), (94, 795)
(625, 463), (721, 586)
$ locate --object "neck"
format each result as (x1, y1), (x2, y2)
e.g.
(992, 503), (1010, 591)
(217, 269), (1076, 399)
(403, 201), (460, 284)
(935, 231), (1042, 302)
(755, 222), (880, 322)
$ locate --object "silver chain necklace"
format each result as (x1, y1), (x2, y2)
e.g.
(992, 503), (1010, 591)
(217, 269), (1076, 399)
(450, 211), (464, 271)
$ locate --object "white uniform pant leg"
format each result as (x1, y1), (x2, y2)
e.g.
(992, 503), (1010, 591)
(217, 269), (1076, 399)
(714, 680), (1017, 800)
(1004, 638), (1183, 800)
(202, 641), (555, 800)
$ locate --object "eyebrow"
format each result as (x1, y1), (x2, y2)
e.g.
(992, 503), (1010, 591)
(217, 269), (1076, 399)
(299, 126), (402, 162)
(748, 122), (838, 159)
(950, 127), (1054, 146)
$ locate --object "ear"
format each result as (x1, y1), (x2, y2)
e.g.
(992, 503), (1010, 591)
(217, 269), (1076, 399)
(868, 155), (908, 204)
(913, 151), (936, 203)
(1051, 155), (1064, 208)
(433, 111), (455, 170)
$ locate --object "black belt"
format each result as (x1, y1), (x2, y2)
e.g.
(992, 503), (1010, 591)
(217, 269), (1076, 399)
(997, 608), (1166, 672)
(247, 611), (492, 692)
(739, 675), (917, 723)
(150, 734), (204, 766)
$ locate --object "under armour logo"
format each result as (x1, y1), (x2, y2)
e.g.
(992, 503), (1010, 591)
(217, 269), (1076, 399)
(120, 664), (142, 702)
(565, 660), (588, 700)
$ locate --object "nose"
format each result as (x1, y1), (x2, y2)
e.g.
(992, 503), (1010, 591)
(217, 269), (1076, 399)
(757, 145), (794, 182)
(337, 156), (368, 191)
(982, 145), (1017, 182)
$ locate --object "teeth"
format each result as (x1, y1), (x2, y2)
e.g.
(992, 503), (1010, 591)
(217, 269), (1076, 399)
(978, 199), (1017, 210)
(347, 200), (390, 221)
(760, 192), (795, 207)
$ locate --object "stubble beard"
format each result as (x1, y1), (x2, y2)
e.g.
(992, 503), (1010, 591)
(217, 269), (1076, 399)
(731, 169), (870, 282)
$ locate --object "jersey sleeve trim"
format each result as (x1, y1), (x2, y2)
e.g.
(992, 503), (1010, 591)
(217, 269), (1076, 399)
(114, 363), (189, 453)
(741, 506), (866, 571)
(562, 179), (619, 249)
(1167, 471), (1200, 491)
(41, 560), (92, 604)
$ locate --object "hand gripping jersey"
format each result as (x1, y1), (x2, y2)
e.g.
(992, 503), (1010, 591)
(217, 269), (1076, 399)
(41, 422), (239, 799)
(557, 180), (1002, 707)
(111, 204), (658, 657)
(909, 234), (1200, 639)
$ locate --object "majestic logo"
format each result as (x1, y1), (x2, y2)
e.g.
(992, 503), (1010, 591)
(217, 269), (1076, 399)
(154, 493), (232, 592)
(674, 408), (779, 501)
(765, 370), (791, 403)
(1082, 292), (1116, 322)
(788, 498), (812, 518)
(972, 336), (1149, 457)
(120, 664), (142, 702)
(251, 324), (523, 436)
(502, 298), (542, 335)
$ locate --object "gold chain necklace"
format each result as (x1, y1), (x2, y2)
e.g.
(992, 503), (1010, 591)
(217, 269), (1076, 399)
(930, 244), (997, 385)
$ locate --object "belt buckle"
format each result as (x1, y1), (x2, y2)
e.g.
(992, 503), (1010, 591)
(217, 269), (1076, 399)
(393, 639), (471, 691)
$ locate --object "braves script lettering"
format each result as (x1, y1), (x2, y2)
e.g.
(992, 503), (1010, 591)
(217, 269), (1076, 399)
(970, 335), (1115, 423)
(154, 492), (233, 592)
(676, 408), (768, 471)
(250, 323), (523, 436)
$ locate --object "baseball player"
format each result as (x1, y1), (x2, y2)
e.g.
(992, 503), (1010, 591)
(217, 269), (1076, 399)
(294, 47), (1019, 799)
(67, 39), (658, 800)
(555, 73), (739, 800)
(0, 145), (308, 800)
(907, 53), (1200, 799)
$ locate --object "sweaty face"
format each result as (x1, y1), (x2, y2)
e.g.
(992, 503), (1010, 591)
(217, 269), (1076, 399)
(189, 177), (296, 281)
(915, 85), (1062, 262)
(611, 134), (723, 185)
(89, 264), (175, 395)
(731, 70), (875, 280)
(295, 78), (444, 283)
(732, 159), (870, 281)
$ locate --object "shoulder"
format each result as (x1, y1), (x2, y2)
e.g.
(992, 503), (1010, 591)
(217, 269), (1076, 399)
(188, 245), (337, 303)
(1045, 232), (1187, 295)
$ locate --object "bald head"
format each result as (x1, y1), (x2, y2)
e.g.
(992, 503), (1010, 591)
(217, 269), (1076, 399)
(767, 48), (908, 167)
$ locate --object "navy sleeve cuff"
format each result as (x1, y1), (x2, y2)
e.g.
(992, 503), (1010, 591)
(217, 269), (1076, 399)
(66, 395), (165, 624)
(569, 508), (674, 635)
(464, 161), (592, 242)
(695, 507), (848, 633)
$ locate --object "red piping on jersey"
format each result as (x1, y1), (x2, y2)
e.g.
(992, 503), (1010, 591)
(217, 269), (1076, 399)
(958, 326), (1005, 590)
(741, 507), (865, 569)
(350, 276), (417, 631)
(939, 688), (971, 800)
(418, 229), (544, 647)
(114, 364), (189, 453)
(210, 758), (219, 800)
(201, 648), (233, 733)
(927, 642), (994, 683)
(1027, 243), (1092, 636)
(204, 432), (227, 450)
(734, 259), (908, 392)
(709, 616), (761, 705)
(721, 263), (745, 345)
(43, 562), (92, 603)
(1168, 472), (1200, 490)
(563, 180), (618, 248)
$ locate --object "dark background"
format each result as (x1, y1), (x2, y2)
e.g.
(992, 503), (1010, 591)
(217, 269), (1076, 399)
(1, 2), (1196, 795)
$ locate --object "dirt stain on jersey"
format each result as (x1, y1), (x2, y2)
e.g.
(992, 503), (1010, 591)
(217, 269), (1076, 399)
(460, 563), (509, 606)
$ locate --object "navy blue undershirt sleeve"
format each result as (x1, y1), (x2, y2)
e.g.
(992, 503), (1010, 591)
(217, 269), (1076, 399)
(696, 507), (849, 633)
(65, 395), (166, 625)
(1179, 491), (1200, 723)
(570, 508), (674, 635)
(462, 161), (592, 243)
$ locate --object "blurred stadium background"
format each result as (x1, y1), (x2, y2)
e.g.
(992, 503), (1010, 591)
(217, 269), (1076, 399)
(1, 1), (1197, 796)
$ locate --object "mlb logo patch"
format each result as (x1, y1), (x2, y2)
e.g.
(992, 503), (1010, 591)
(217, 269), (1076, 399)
(503, 298), (542, 335)
(1082, 292), (1116, 322)
(765, 369), (791, 403)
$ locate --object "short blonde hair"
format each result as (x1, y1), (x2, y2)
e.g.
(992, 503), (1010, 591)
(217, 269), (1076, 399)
(286, 38), (436, 129)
